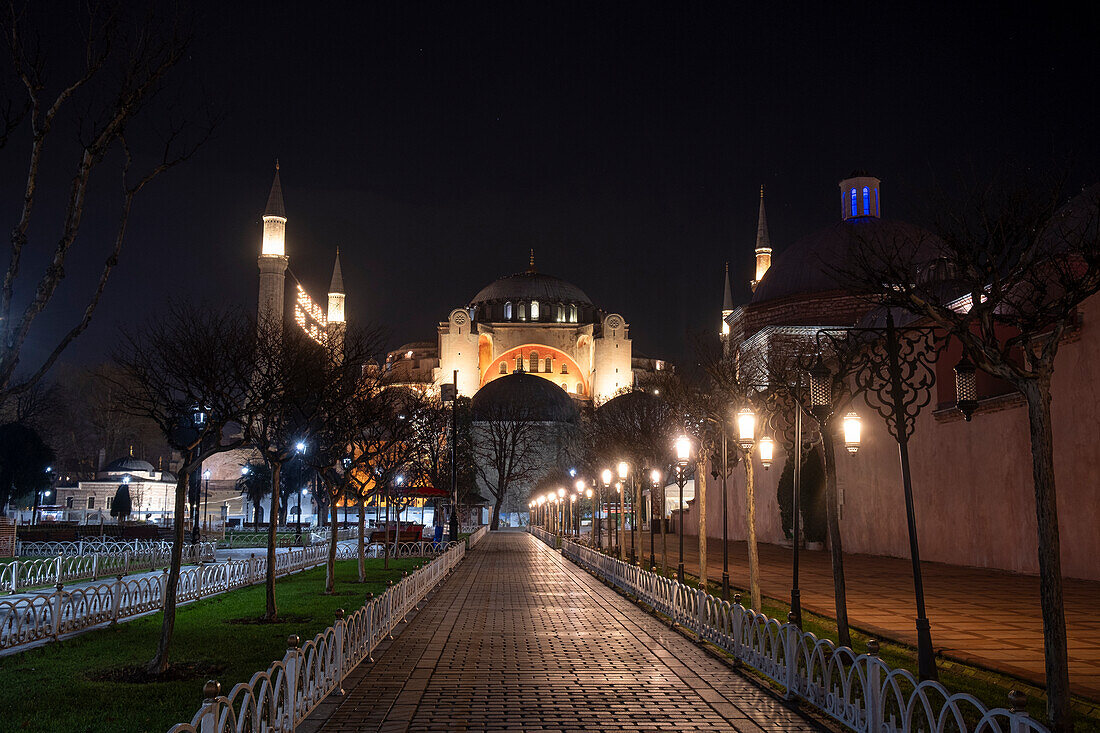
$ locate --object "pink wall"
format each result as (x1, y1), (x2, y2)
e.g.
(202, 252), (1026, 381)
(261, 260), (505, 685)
(683, 296), (1100, 581)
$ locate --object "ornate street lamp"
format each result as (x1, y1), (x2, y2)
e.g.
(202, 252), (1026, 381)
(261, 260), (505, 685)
(649, 468), (661, 571)
(808, 358), (832, 418)
(601, 468), (612, 551)
(758, 435), (775, 469)
(954, 356), (978, 421)
(842, 411), (862, 455)
(674, 434), (692, 583)
(735, 406), (756, 450)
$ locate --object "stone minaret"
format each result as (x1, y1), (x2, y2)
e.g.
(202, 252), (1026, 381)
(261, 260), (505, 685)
(258, 162), (289, 328)
(327, 248), (346, 353)
(750, 185), (772, 293)
(720, 262), (733, 337)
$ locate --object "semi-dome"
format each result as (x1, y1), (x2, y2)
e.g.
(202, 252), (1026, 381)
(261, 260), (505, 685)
(470, 372), (579, 423)
(101, 457), (156, 474)
(752, 218), (935, 303)
(469, 271), (593, 308)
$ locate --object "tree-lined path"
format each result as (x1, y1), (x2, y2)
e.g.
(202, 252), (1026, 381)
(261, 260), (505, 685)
(302, 531), (819, 732)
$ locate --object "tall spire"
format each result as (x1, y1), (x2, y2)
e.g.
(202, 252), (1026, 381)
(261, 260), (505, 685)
(329, 247), (345, 294)
(265, 160), (285, 219)
(722, 262), (733, 311)
(755, 184), (771, 252)
(750, 185), (773, 293)
(721, 262), (733, 338)
(527, 248), (536, 273)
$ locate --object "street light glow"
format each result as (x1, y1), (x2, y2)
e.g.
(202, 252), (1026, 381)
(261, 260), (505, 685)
(736, 406), (756, 449)
(674, 435), (691, 464)
(843, 411), (862, 454)
(758, 436), (775, 469)
(617, 461), (629, 480)
(601, 468), (612, 486)
(650, 468), (661, 485)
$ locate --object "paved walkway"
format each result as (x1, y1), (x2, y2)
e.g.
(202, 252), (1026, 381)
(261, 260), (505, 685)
(607, 531), (1100, 699)
(303, 531), (819, 732)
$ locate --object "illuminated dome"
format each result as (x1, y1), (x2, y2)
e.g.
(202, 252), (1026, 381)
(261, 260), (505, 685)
(470, 372), (579, 423)
(470, 271), (593, 308)
(101, 457), (156, 474)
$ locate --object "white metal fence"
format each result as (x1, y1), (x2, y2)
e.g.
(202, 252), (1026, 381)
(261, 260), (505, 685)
(1, 543), (216, 593)
(0, 541), (457, 654)
(550, 534), (1047, 733)
(168, 530), (484, 732)
(16, 539), (217, 558)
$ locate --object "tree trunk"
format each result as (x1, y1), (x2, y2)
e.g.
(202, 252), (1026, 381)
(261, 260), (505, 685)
(146, 468), (190, 674)
(744, 454), (762, 610)
(821, 423), (851, 647)
(264, 461), (280, 621)
(660, 485), (668, 576)
(383, 486), (390, 570)
(325, 498), (338, 593)
(491, 496), (503, 530)
(357, 494), (366, 582)
(696, 460), (707, 589)
(1022, 378), (1073, 732)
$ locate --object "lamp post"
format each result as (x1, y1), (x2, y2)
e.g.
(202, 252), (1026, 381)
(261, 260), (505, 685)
(815, 311), (938, 680)
(556, 487), (565, 536)
(600, 468), (611, 551)
(649, 468), (660, 571)
(202, 469), (211, 534)
(674, 435), (692, 583)
(717, 424), (732, 599)
(569, 494), (577, 537)
(294, 441), (306, 540)
(617, 461), (632, 562)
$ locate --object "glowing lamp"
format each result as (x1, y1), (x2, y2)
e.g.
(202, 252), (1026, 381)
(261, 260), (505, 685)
(601, 468), (612, 487)
(650, 468), (661, 486)
(758, 436), (775, 469)
(575, 479), (585, 492)
(843, 411), (862, 455)
(557, 487), (565, 498)
(736, 406), (756, 450)
(674, 435), (691, 466)
(617, 461), (629, 480)
(954, 356), (978, 422)
(585, 488), (593, 498)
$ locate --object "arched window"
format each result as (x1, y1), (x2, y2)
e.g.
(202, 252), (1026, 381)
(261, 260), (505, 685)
(556, 304), (565, 322)
(499, 361), (507, 375)
(575, 383), (583, 394)
(504, 302), (513, 320)
(850, 188), (857, 217)
(515, 354), (522, 371)
(66, 496), (74, 509)
(544, 357), (552, 372)
(560, 363), (568, 374)
(530, 300), (539, 320)
(561, 382), (567, 390)
(518, 303), (526, 321)
(863, 186), (870, 215)
(529, 351), (539, 372)
(87, 496), (95, 509)
(569, 304), (578, 322)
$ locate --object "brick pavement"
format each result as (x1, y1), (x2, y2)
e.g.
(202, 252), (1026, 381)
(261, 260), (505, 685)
(609, 530), (1100, 699)
(303, 531), (821, 732)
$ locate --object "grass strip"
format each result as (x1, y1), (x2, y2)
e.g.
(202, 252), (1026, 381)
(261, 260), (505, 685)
(0, 557), (423, 733)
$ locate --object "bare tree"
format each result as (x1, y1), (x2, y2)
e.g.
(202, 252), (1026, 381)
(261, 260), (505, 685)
(1, 2), (213, 403)
(470, 398), (547, 530)
(112, 303), (250, 675)
(839, 177), (1100, 732)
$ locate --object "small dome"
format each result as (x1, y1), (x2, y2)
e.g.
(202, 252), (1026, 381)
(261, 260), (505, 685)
(470, 372), (579, 423)
(752, 218), (935, 304)
(469, 271), (593, 308)
(102, 457), (156, 474)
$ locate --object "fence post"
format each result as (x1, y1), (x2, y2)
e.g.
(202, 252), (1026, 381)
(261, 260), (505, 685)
(249, 553), (257, 584)
(10, 559), (18, 593)
(365, 593), (376, 662)
(91, 553), (99, 581)
(199, 680), (221, 733)
(696, 588), (706, 640)
(110, 574), (124, 623)
(195, 562), (204, 601)
(123, 550), (130, 576)
(731, 594), (743, 662)
(284, 635), (300, 729)
(785, 612), (800, 701)
(334, 608), (346, 695)
(1008, 690), (1028, 733)
(865, 640), (882, 732)
(51, 583), (64, 639)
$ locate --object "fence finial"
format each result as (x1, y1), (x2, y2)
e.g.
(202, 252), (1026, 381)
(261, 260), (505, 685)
(287, 634), (300, 649)
(203, 679), (221, 699)
(866, 639), (880, 656)
(1008, 690), (1027, 713)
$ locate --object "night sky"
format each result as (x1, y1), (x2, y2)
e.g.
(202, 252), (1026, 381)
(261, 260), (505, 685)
(5, 1), (1098, 374)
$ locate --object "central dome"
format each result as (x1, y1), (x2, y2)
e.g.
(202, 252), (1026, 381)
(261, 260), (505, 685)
(469, 270), (593, 307)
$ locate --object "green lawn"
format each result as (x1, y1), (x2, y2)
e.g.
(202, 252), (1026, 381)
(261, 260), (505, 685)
(0, 557), (424, 733)
(652, 566), (1100, 733)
